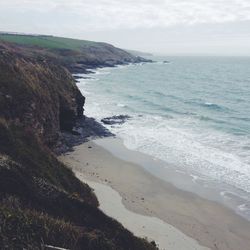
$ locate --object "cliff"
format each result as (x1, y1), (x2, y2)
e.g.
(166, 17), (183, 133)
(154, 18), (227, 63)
(0, 34), (152, 73)
(0, 40), (156, 249)
(0, 41), (85, 146)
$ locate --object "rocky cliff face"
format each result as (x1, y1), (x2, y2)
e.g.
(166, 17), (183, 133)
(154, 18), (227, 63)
(53, 42), (151, 74)
(69, 42), (150, 71)
(0, 42), (85, 146)
(0, 41), (156, 250)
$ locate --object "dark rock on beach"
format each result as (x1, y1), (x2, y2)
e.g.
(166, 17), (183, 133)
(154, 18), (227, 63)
(55, 116), (114, 154)
(101, 115), (131, 125)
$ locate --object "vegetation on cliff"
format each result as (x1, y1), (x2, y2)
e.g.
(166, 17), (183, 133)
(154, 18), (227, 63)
(0, 40), (156, 249)
(0, 33), (152, 73)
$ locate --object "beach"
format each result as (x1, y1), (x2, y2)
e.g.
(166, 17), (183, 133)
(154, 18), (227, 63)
(59, 138), (250, 250)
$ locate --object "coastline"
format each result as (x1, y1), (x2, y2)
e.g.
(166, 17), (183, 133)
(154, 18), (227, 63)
(75, 173), (209, 250)
(78, 56), (250, 223)
(59, 137), (250, 250)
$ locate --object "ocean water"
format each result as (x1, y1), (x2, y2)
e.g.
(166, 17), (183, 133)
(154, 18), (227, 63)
(76, 56), (250, 219)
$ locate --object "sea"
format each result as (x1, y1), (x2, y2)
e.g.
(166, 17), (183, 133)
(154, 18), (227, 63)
(75, 56), (250, 220)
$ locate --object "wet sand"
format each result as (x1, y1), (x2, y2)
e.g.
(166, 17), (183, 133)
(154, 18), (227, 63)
(59, 138), (250, 250)
(76, 174), (209, 250)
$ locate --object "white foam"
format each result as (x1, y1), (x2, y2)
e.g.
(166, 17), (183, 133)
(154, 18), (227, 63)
(190, 174), (199, 183)
(117, 103), (126, 108)
(204, 102), (213, 106)
(237, 204), (249, 212)
(94, 70), (111, 75)
(220, 191), (233, 201)
(108, 115), (250, 194)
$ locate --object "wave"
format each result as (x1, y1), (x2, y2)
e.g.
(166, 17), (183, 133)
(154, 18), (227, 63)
(238, 204), (250, 212)
(152, 91), (184, 102)
(110, 114), (250, 194)
(185, 99), (229, 112)
(124, 94), (192, 116)
(198, 115), (228, 125)
(229, 116), (250, 122)
(201, 102), (224, 110)
(117, 103), (126, 108)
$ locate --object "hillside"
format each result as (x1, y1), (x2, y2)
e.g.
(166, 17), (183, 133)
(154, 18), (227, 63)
(0, 33), (152, 73)
(0, 34), (97, 49)
(0, 40), (156, 249)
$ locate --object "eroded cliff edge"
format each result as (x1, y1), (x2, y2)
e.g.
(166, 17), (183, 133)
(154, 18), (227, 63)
(0, 40), (156, 249)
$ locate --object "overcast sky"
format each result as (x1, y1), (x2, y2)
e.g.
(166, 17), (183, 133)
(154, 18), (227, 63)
(1, 0), (250, 55)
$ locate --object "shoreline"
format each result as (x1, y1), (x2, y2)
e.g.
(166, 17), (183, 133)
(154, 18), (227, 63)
(95, 137), (250, 221)
(76, 57), (250, 224)
(59, 137), (250, 250)
(76, 173), (209, 250)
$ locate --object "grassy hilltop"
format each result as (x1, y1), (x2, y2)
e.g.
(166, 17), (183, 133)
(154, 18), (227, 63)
(0, 33), (100, 50)
(0, 33), (151, 74)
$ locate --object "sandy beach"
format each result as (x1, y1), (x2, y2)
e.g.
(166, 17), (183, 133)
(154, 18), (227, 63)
(59, 138), (250, 250)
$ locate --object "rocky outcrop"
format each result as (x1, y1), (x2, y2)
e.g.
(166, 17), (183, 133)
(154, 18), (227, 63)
(0, 42), (85, 146)
(101, 115), (131, 125)
(43, 44), (152, 74)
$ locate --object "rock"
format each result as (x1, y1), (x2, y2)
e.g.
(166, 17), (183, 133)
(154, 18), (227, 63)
(71, 130), (81, 136)
(54, 116), (114, 154)
(101, 115), (131, 125)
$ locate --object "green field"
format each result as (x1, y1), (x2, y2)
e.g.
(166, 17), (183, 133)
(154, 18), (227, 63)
(0, 33), (97, 50)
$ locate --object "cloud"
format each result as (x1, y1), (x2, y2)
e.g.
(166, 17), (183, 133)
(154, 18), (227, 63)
(1, 0), (250, 32)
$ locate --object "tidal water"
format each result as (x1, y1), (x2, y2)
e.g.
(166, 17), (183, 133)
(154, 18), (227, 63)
(76, 56), (250, 219)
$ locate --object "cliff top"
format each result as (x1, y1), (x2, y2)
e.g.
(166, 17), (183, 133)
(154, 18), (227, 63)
(0, 33), (100, 50)
(0, 33), (151, 74)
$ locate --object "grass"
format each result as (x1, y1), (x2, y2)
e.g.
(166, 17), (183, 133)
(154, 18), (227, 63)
(0, 120), (98, 206)
(0, 196), (86, 250)
(0, 120), (157, 250)
(0, 34), (97, 50)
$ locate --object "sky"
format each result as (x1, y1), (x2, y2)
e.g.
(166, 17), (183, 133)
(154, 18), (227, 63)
(0, 0), (250, 55)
